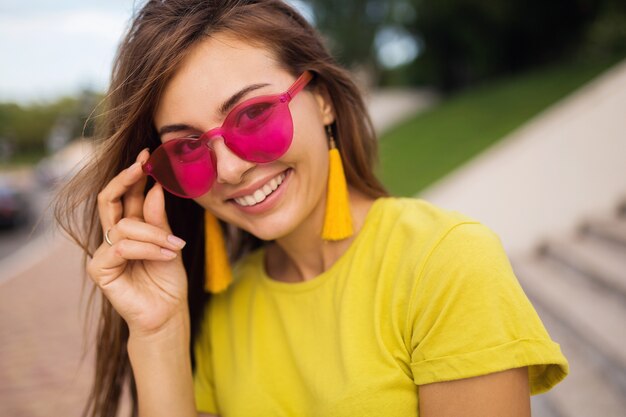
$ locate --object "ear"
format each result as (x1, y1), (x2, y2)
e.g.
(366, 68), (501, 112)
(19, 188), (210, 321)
(313, 85), (335, 125)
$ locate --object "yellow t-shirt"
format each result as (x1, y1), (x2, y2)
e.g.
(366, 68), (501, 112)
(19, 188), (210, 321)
(194, 197), (568, 416)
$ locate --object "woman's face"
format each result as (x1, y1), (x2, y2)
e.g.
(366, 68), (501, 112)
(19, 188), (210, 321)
(154, 33), (334, 241)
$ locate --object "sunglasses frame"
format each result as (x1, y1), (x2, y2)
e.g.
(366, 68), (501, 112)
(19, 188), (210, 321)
(143, 71), (314, 198)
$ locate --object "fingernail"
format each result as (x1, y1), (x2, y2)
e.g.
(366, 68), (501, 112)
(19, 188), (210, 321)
(161, 248), (177, 258)
(138, 148), (150, 161)
(167, 235), (186, 249)
(127, 161), (140, 173)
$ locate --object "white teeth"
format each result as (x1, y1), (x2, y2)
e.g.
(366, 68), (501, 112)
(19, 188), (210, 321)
(233, 171), (288, 207)
(253, 190), (266, 203)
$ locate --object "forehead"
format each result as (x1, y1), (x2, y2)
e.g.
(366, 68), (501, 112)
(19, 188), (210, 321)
(154, 33), (291, 129)
(177, 33), (282, 84)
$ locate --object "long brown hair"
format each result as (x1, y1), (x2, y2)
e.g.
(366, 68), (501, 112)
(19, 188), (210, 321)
(54, 1), (387, 416)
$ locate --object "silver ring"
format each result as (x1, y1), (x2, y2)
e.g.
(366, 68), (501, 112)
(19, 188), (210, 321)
(104, 228), (114, 246)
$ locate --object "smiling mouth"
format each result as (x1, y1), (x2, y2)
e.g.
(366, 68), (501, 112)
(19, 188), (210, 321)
(231, 170), (288, 207)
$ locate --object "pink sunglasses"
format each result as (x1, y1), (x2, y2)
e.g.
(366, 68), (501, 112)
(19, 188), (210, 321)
(143, 71), (313, 198)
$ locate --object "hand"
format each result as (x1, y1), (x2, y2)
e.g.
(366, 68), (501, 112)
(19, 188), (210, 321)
(88, 149), (190, 337)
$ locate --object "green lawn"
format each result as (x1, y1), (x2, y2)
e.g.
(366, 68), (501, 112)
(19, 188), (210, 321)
(377, 56), (622, 196)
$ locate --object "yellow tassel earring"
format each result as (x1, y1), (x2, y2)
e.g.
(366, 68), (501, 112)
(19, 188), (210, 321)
(322, 124), (354, 241)
(204, 210), (233, 293)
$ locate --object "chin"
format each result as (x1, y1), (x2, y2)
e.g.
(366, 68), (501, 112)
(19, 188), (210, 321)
(242, 216), (299, 241)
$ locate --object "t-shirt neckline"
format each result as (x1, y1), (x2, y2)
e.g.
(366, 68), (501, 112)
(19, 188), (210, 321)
(256, 197), (388, 293)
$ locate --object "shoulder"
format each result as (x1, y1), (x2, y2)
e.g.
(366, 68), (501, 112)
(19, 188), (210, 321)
(372, 197), (479, 236)
(367, 198), (519, 308)
(366, 197), (486, 262)
(349, 197), (500, 302)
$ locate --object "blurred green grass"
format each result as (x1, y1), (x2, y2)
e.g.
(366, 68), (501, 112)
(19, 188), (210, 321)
(377, 57), (622, 196)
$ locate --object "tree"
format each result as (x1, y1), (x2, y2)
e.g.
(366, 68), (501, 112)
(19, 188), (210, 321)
(0, 90), (101, 162)
(308, 0), (614, 91)
(406, 0), (603, 90)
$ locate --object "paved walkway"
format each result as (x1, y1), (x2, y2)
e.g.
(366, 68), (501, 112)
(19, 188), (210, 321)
(0, 234), (94, 417)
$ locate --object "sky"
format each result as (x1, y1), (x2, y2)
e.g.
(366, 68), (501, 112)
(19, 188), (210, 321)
(0, 1), (136, 103)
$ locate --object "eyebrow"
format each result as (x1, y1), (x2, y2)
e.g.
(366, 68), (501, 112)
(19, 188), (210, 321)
(157, 82), (271, 137)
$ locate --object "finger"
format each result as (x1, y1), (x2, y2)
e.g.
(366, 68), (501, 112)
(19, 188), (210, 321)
(105, 217), (186, 251)
(143, 183), (172, 233)
(122, 149), (150, 220)
(87, 241), (177, 288)
(98, 159), (146, 233)
(109, 239), (178, 263)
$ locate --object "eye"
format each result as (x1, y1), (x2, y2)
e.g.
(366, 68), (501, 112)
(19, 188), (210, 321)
(235, 102), (274, 128)
(171, 138), (205, 162)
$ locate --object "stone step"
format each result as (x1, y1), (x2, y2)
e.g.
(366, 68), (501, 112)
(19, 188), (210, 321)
(511, 257), (626, 392)
(581, 216), (626, 247)
(528, 302), (626, 417)
(539, 236), (626, 301)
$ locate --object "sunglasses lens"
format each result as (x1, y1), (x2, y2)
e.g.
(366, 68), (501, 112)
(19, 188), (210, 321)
(224, 99), (293, 162)
(145, 92), (297, 198)
(143, 138), (216, 198)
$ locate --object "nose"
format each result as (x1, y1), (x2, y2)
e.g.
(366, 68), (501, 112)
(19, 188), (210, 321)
(211, 138), (255, 185)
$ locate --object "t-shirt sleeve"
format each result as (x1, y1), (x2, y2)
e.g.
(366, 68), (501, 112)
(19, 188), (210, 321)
(408, 221), (568, 394)
(193, 305), (219, 414)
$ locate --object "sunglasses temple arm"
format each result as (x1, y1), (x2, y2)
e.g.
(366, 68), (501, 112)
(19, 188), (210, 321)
(286, 71), (313, 101)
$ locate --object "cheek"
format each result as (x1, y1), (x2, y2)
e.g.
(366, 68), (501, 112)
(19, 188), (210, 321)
(292, 144), (330, 218)
(288, 107), (329, 168)
(288, 128), (329, 184)
(194, 187), (230, 213)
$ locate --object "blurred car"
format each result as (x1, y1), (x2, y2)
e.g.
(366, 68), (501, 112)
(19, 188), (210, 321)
(0, 179), (31, 229)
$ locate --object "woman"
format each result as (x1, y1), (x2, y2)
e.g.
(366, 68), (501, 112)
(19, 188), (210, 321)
(54, 1), (568, 416)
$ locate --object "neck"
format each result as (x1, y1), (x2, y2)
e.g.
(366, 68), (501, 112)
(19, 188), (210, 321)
(266, 189), (376, 283)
